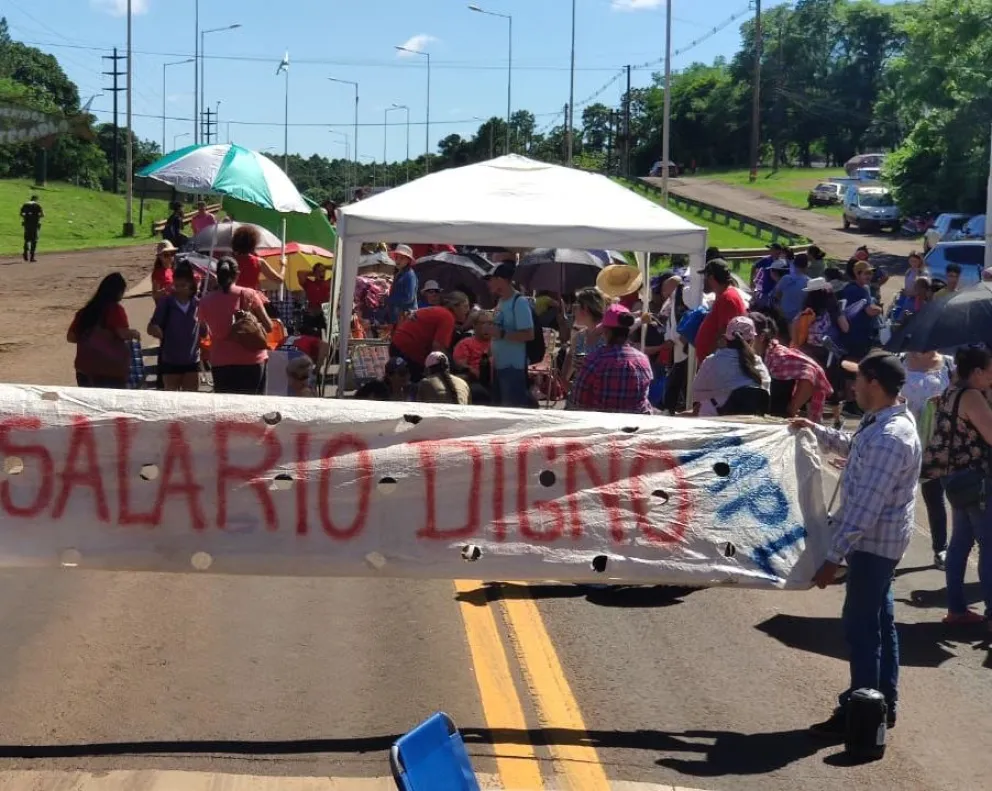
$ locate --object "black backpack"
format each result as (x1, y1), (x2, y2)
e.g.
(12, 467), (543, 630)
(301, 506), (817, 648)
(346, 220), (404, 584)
(511, 294), (546, 365)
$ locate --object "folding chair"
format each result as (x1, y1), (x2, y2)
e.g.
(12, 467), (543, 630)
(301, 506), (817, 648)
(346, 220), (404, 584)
(390, 712), (480, 791)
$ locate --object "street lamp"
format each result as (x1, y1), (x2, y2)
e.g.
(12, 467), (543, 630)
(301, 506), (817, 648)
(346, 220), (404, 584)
(359, 153), (377, 189)
(468, 5), (512, 156)
(201, 23), (241, 141)
(392, 104), (411, 181)
(162, 58), (194, 155)
(394, 45), (431, 173)
(173, 131), (190, 152)
(384, 105), (406, 186)
(473, 116), (495, 160)
(328, 77), (359, 180)
(329, 129), (352, 198)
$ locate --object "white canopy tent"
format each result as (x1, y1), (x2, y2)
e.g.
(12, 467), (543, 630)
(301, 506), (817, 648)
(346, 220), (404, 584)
(334, 154), (708, 395)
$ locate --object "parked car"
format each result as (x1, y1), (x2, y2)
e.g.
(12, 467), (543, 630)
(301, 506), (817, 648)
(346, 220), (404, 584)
(957, 214), (986, 240)
(924, 240), (985, 289)
(842, 185), (901, 232)
(923, 213), (971, 252)
(807, 182), (845, 208)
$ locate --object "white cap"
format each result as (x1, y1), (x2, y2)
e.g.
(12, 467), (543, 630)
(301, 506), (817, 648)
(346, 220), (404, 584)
(803, 277), (831, 292)
(425, 351), (448, 369)
(421, 280), (441, 293)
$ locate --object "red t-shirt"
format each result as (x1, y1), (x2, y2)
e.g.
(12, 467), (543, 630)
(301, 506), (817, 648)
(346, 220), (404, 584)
(390, 307), (455, 365)
(152, 266), (174, 298)
(293, 335), (321, 360)
(694, 287), (747, 360)
(302, 277), (331, 310)
(235, 254), (264, 290)
(70, 303), (129, 336)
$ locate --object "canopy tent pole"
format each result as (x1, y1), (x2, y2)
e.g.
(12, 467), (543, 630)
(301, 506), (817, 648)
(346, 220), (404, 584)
(279, 217), (287, 300)
(684, 246), (706, 408)
(636, 251), (649, 351)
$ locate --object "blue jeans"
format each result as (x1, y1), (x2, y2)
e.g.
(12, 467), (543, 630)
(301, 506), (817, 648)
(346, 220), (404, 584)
(946, 495), (992, 618)
(495, 367), (532, 408)
(840, 551), (900, 712)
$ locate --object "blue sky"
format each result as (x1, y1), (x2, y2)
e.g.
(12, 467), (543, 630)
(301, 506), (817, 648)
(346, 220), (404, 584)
(8, 0), (770, 160)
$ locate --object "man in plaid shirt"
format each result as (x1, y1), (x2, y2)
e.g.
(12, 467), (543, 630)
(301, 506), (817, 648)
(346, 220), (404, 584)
(750, 312), (832, 421)
(792, 351), (921, 737)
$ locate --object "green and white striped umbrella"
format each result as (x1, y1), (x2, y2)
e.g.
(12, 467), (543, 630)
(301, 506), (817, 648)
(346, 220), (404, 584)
(138, 143), (309, 214)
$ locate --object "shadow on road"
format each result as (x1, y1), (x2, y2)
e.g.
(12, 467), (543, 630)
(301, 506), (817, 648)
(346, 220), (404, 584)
(454, 582), (699, 609)
(756, 613), (989, 668)
(897, 581), (984, 610)
(651, 728), (832, 777)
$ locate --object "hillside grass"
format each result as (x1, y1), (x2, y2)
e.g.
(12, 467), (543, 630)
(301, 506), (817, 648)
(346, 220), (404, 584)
(0, 179), (170, 255)
(615, 177), (767, 249)
(692, 166), (848, 216)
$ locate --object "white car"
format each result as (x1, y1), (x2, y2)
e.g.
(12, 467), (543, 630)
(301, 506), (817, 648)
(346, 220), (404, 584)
(924, 213), (971, 252)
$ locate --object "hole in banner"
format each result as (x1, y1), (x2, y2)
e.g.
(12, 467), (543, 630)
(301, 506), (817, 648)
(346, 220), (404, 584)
(394, 414), (423, 434)
(404, 414), (423, 425)
(651, 489), (670, 505)
(365, 552), (387, 570)
(591, 555), (609, 574)
(538, 470), (557, 488)
(60, 548), (82, 568)
(377, 476), (398, 494)
(621, 426), (639, 434)
(262, 411), (282, 426)
(723, 542), (737, 559)
(40, 391), (60, 402)
(713, 461), (731, 478)
(191, 551), (213, 571)
(461, 544), (482, 562)
(3, 456), (24, 476)
(139, 464), (159, 481)
(271, 473), (294, 491)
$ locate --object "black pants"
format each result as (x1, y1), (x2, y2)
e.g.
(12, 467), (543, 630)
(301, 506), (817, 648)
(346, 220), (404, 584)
(76, 371), (126, 389)
(663, 360), (688, 414)
(213, 363), (266, 395)
(23, 228), (38, 260)
(388, 343), (425, 382)
(921, 477), (948, 554)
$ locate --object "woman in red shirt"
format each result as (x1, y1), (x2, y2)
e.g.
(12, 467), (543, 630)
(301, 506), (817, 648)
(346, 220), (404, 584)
(67, 272), (141, 389)
(231, 224), (284, 290)
(151, 240), (177, 302)
(296, 262), (331, 314)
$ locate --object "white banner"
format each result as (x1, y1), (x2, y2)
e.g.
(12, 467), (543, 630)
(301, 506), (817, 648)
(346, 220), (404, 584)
(0, 385), (830, 588)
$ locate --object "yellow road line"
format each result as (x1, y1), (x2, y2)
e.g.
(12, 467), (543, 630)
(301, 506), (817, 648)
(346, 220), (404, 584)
(453, 580), (545, 790)
(500, 588), (611, 791)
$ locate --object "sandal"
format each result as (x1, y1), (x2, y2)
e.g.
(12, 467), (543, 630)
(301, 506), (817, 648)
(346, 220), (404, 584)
(942, 611), (986, 625)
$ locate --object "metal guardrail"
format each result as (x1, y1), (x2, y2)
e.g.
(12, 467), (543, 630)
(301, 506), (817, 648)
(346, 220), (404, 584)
(151, 203), (223, 236)
(630, 178), (809, 248)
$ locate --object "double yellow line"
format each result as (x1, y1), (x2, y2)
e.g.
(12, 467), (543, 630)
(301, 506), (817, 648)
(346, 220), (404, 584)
(454, 580), (610, 790)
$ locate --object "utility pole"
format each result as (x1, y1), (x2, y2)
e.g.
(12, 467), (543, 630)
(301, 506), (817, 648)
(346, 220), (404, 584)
(606, 110), (614, 175)
(202, 107), (216, 145)
(102, 47), (125, 194)
(749, 0), (762, 182)
(624, 64), (631, 178)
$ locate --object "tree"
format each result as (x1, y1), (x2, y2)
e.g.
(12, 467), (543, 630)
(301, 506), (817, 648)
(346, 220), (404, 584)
(581, 103), (612, 154)
(95, 123), (160, 192)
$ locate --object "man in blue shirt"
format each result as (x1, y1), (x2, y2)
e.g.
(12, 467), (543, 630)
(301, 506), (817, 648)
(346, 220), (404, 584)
(774, 254), (810, 322)
(486, 262), (535, 407)
(387, 245), (418, 323)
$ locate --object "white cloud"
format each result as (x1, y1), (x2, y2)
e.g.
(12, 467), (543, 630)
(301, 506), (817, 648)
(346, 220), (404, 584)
(397, 34), (436, 57)
(91, 0), (151, 16)
(611, 0), (665, 11)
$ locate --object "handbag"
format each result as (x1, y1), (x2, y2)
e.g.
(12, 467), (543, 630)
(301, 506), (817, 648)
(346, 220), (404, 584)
(228, 291), (269, 352)
(76, 323), (130, 381)
(939, 388), (987, 510)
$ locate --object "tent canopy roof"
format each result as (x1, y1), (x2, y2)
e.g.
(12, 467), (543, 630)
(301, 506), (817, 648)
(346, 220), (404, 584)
(338, 155), (706, 254)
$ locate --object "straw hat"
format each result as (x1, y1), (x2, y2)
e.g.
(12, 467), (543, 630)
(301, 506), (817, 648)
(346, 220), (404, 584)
(596, 264), (643, 298)
(156, 240), (177, 255)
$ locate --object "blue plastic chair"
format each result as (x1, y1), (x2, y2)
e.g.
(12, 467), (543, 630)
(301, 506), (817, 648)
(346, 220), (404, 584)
(390, 712), (480, 791)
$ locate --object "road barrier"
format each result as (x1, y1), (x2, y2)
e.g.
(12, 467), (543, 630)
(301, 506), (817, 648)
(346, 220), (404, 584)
(150, 203), (223, 237)
(0, 385), (830, 588)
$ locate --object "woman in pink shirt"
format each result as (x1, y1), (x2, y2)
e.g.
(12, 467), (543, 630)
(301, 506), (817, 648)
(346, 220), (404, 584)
(199, 256), (273, 394)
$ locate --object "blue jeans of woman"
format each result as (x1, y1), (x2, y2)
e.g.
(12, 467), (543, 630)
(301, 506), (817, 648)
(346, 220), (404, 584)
(946, 494), (992, 618)
(840, 551), (900, 713)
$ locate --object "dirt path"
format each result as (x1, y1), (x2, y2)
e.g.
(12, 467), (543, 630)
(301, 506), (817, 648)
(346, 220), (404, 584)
(0, 246), (156, 385)
(647, 176), (921, 273)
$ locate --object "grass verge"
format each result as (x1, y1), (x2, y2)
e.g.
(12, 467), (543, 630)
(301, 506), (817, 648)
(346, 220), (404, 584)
(691, 167), (847, 217)
(0, 179), (169, 255)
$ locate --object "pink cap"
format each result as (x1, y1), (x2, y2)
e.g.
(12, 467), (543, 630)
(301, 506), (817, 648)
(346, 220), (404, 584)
(725, 315), (756, 342)
(598, 303), (632, 329)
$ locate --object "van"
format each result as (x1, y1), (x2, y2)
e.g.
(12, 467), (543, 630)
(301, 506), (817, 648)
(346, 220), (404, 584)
(843, 186), (900, 232)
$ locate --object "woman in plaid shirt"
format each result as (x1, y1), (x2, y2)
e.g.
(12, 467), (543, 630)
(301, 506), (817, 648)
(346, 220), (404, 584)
(567, 304), (653, 414)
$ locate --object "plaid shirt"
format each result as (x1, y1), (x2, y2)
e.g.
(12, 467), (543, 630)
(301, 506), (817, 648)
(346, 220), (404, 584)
(764, 340), (832, 422)
(568, 343), (653, 414)
(812, 404), (922, 564)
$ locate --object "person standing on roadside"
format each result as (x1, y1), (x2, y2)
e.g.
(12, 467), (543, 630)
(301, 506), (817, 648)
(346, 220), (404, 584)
(694, 259), (747, 361)
(486, 261), (535, 407)
(792, 351), (921, 736)
(20, 194), (43, 262)
(387, 244), (419, 323)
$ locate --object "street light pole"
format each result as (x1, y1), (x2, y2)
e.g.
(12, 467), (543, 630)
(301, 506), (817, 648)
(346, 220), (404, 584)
(661, 0), (672, 202)
(201, 23), (242, 143)
(329, 130), (351, 197)
(124, 0), (134, 237)
(193, 0), (198, 143)
(568, 0), (575, 164)
(393, 104), (410, 181)
(394, 46), (431, 173)
(162, 58), (193, 154)
(469, 5), (513, 155)
(328, 78), (359, 192)
(174, 131), (190, 152)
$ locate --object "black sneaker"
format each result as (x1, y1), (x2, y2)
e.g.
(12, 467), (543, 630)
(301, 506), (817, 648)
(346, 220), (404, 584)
(809, 708), (847, 740)
(22, 251), (28, 261)
(887, 710), (897, 729)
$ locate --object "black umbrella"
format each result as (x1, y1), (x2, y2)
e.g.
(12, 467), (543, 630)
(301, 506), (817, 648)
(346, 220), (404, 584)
(413, 252), (495, 308)
(515, 248), (606, 295)
(885, 282), (992, 352)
